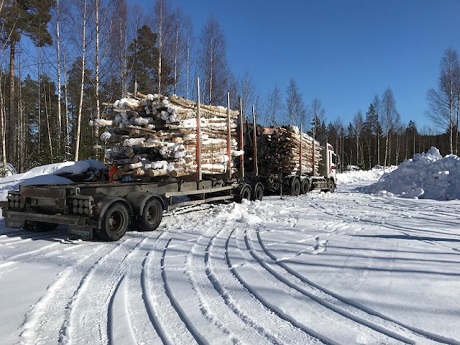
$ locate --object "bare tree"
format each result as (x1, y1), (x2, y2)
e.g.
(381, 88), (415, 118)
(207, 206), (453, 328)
(198, 16), (231, 106)
(381, 88), (398, 166)
(427, 48), (460, 154)
(239, 71), (256, 121)
(265, 85), (283, 126)
(152, 0), (175, 95)
(372, 95), (382, 165)
(182, 16), (193, 99)
(353, 111), (364, 166)
(74, 0), (89, 161)
(311, 98), (325, 130)
(285, 79), (307, 127)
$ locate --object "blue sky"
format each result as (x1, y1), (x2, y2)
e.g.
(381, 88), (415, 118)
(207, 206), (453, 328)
(132, 0), (460, 132)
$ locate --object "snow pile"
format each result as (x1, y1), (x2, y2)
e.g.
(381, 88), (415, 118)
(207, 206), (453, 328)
(362, 147), (460, 200)
(336, 166), (396, 185)
(0, 160), (106, 201)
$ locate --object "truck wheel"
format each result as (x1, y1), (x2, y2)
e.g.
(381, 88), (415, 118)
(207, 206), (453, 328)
(300, 179), (311, 194)
(329, 179), (336, 192)
(23, 220), (58, 232)
(290, 177), (301, 196)
(98, 202), (130, 241)
(235, 184), (252, 203)
(136, 198), (163, 231)
(252, 183), (264, 201)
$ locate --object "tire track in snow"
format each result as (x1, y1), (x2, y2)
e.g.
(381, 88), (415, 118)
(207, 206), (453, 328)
(140, 226), (196, 345)
(18, 242), (109, 344)
(208, 227), (320, 345)
(310, 198), (460, 255)
(246, 226), (433, 344)
(108, 235), (166, 345)
(226, 226), (326, 345)
(187, 220), (286, 344)
(62, 236), (151, 344)
(254, 204), (459, 345)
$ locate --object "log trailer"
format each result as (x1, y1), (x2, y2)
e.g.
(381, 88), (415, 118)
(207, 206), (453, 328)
(2, 95), (261, 242)
(2, 99), (336, 242)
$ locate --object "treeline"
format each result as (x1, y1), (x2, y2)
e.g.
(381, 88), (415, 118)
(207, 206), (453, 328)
(0, 0), (458, 174)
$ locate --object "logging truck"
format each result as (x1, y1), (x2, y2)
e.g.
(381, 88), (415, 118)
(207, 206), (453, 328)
(2, 93), (337, 241)
(243, 124), (338, 196)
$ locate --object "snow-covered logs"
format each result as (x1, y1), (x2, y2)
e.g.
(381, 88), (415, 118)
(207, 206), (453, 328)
(93, 94), (241, 180)
(256, 126), (322, 176)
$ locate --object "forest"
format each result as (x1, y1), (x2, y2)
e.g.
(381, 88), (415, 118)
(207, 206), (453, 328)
(1, 0), (459, 175)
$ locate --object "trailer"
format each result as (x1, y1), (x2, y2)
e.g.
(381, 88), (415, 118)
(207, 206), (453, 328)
(3, 175), (253, 241)
(3, 90), (259, 241)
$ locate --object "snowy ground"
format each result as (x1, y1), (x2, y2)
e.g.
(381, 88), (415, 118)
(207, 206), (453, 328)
(1, 151), (460, 344)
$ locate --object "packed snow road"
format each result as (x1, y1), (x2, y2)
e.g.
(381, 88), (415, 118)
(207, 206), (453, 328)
(1, 183), (460, 345)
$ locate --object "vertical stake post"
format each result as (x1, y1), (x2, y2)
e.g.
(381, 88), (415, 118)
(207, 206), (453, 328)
(196, 78), (202, 181)
(226, 92), (232, 179)
(299, 124), (302, 177)
(252, 105), (258, 177)
(239, 98), (245, 179)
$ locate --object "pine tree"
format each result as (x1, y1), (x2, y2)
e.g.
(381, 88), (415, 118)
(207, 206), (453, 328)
(0, 0), (54, 168)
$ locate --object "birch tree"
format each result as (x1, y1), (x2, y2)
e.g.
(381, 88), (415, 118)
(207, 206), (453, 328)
(381, 88), (398, 166)
(285, 79), (307, 127)
(75, 0), (89, 161)
(426, 48), (460, 154)
(266, 85), (283, 126)
(198, 16), (231, 106)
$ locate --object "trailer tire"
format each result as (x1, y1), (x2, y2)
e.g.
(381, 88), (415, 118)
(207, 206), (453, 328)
(136, 198), (163, 231)
(300, 178), (311, 194)
(235, 184), (252, 203)
(252, 182), (264, 201)
(98, 202), (130, 241)
(290, 177), (301, 196)
(23, 220), (58, 232)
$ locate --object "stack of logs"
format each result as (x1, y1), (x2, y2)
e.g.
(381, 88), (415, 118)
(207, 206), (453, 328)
(257, 126), (322, 176)
(93, 93), (241, 180)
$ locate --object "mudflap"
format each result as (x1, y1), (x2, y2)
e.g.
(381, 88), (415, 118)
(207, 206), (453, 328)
(68, 225), (94, 240)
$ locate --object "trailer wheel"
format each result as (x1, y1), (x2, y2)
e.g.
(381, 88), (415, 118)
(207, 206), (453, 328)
(235, 184), (252, 203)
(252, 183), (264, 201)
(290, 177), (301, 196)
(136, 198), (163, 231)
(98, 202), (130, 241)
(23, 220), (58, 232)
(300, 179), (311, 194)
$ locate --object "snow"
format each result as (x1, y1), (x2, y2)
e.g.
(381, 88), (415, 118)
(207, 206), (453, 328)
(1, 148), (460, 344)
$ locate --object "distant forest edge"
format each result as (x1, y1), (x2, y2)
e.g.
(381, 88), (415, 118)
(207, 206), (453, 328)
(0, 0), (459, 174)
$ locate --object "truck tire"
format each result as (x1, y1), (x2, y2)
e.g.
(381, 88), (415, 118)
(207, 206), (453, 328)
(23, 220), (58, 232)
(329, 179), (336, 192)
(290, 177), (301, 196)
(98, 202), (130, 241)
(252, 182), (264, 201)
(135, 198), (163, 231)
(300, 178), (311, 194)
(235, 184), (252, 203)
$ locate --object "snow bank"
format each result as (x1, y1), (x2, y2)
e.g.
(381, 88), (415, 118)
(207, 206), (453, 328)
(0, 160), (107, 201)
(361, 147), (460, 200)
(336, 166), (396, 185)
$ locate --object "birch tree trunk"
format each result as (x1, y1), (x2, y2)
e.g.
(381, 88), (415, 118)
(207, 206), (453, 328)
(75, 0), (88, 161)
(0, 70), (6, 175)
(8, 40), (16, 166)
(94, 0), (101, 159)
(55, 0), (63, 159)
